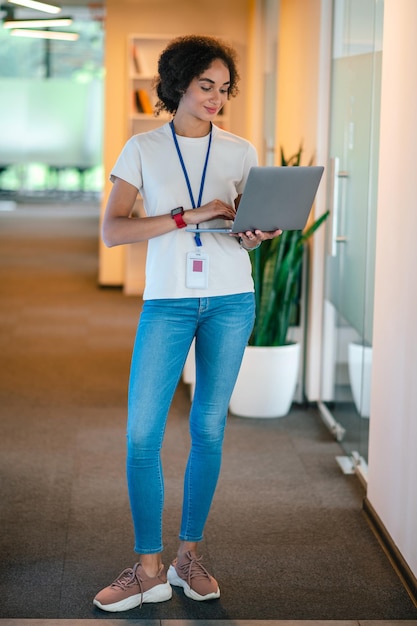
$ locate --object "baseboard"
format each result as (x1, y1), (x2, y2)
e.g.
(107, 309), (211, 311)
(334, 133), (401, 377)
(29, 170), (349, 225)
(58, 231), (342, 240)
(363, 496), (417, 607)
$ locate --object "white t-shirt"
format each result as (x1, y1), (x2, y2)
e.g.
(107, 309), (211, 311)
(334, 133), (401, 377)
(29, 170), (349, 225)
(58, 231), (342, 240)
(110, 122), (258, 300)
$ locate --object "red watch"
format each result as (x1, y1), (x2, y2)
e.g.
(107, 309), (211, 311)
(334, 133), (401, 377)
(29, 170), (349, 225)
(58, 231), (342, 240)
(171, 206), (187, 229)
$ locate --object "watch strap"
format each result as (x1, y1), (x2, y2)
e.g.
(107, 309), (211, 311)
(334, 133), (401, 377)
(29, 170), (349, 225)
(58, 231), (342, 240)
(173, 213), (187, 228)
(171, 207), (187, 229)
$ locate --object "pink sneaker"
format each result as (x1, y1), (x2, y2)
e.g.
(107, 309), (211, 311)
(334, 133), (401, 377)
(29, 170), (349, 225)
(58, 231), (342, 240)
(167, 550), (220, 601)
(93, 562), (172, 612)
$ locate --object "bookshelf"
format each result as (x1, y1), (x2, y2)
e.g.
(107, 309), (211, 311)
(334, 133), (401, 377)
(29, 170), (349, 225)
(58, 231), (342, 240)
(125, 34), (172, 295)
(127, 34), (173, 138)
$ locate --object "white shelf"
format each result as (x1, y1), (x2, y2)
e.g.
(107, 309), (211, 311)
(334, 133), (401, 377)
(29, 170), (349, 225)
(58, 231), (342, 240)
(128, 34), (174, 134)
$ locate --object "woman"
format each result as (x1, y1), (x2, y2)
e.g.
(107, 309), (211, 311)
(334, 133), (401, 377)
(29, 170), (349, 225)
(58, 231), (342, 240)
(93, 35), (281, 613)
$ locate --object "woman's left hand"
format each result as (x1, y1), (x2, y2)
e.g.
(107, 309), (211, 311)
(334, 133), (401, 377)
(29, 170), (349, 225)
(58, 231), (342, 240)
(238, 228), (282, 250)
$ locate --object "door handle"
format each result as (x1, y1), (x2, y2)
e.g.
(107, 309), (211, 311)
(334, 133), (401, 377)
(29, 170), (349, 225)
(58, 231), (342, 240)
(328, 157), (349, 256)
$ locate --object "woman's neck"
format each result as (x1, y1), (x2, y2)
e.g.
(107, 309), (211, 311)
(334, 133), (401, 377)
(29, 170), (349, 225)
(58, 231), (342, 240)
(172, 114), (211, 138)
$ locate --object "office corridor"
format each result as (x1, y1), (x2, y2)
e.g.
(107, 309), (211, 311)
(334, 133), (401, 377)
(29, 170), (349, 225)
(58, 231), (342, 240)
(1, 201), (416, 623)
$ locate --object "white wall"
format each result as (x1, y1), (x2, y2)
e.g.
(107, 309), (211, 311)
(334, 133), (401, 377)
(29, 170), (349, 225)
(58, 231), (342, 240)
(367, 0), (417, 578)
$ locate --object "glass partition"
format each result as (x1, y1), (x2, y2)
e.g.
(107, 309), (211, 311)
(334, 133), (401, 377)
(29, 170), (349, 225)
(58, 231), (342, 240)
(0, 8), (104, 198)
(320, 0), (384, 475)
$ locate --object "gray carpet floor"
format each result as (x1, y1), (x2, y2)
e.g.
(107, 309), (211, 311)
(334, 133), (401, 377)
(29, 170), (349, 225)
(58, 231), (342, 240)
(1, 202), (417, 621)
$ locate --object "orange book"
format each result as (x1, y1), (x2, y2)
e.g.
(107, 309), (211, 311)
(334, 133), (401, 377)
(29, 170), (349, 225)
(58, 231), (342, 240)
(134, 90), (143, 113)
(132, 44), (142, 73)
(136, 89), (153, 114)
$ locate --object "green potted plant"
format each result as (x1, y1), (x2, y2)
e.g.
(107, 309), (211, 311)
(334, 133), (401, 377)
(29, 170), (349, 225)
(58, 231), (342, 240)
(229, 146), (329, 418)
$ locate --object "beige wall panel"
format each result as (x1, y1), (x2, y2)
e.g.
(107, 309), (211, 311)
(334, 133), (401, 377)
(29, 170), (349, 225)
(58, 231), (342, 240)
(276, 0), (322, 164)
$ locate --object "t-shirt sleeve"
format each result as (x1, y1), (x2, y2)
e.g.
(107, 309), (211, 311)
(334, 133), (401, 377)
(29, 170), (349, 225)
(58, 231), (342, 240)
(109, 137), (143, 190)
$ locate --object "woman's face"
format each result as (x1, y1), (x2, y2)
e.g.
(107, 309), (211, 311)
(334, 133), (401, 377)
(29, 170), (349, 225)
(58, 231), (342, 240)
(178, 58), (230, 121)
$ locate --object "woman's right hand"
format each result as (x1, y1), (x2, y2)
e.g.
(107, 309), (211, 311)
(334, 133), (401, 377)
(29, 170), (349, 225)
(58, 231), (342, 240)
(184, 199), (236, 225)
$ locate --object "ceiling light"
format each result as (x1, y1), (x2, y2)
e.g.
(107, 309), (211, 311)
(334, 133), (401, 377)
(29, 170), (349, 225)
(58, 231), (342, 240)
(10, 28), (79, 41)
(4, 18), (73, 28)
(8, 1), (62, 14)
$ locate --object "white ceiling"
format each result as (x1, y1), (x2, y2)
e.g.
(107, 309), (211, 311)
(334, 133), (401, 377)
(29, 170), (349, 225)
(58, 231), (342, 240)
(0, 1), (105, 20)
(60, 1), (104, 5)
(0, 1), (104, 9)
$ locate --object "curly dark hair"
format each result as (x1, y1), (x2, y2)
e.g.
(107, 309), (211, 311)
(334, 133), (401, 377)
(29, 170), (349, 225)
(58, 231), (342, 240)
(154, 35), (240, 116)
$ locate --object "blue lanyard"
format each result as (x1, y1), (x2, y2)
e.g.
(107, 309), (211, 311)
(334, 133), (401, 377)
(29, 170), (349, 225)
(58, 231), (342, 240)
(169, 120), (212, 247)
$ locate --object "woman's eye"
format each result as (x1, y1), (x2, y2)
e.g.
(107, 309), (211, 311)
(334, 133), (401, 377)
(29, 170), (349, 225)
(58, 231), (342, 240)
(201, 86), (229, 95)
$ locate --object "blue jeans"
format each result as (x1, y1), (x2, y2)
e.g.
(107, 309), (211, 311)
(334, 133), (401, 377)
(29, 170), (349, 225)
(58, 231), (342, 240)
(126, 292), (255, 554)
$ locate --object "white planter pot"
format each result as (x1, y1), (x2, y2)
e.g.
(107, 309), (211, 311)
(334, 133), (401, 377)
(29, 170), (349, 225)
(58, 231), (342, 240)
(348, 342), (372, 418)
(229, 343), (301, 418)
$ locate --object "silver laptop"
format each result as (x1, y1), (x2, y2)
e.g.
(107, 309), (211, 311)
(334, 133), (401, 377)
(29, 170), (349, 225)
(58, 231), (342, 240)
(186, 165), (324, 234)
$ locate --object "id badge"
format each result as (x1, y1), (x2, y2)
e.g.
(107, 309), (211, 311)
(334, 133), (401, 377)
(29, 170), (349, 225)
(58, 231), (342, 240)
(186, 251), (209, 289)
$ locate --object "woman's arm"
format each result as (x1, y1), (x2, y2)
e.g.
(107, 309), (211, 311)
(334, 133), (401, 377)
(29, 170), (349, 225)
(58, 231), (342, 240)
(102, 177), (238, 248)
(102, 178), (176, 247)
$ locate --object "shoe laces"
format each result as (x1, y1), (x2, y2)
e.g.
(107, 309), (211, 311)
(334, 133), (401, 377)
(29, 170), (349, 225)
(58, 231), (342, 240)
(111, 563), (145, 607)
(177, 551), (212, 586)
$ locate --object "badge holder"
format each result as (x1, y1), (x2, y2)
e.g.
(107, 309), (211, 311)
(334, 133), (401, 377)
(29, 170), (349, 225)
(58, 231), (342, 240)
(186, 248), (209, 289)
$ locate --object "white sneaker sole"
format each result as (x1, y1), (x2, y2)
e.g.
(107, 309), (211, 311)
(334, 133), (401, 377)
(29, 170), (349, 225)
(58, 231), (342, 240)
(167, 564), (220, 601)
(93, 581), (172, 612)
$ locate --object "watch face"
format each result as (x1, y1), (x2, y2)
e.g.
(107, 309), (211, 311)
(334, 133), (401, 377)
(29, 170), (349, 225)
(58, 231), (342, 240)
(171, 206), (184, 216)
